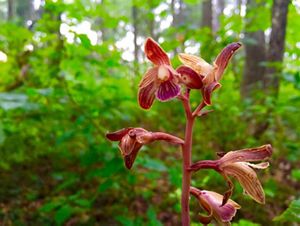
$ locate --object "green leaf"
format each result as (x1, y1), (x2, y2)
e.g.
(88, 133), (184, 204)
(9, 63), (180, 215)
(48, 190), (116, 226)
(232, 219), (261, 226)
(291, 169), (300, 181)
(273, 199), (300, 222)
(78, 34), (92, 49)
(139, 156), (167, 172)
(39, 201), (61, 213)
(54, 204), (74, 225)
(147, 206), (163, 226)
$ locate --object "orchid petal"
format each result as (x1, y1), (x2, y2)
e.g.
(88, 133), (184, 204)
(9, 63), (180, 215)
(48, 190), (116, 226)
(202, 82), (221, 105)
(191, 188), (240, 225)
(139, 67), (158, 89)
(145, 38), (170, 66)
(106, 128), (133, 141)
(221, 173), (235, 206)
(245, 162), (270, 169)
(190, 187), (213, 224)
(156, 78), (180, 101)
(178, 53), (213, 76)
(220, 144), (272, 165)
(202, 190), (240, 223)
(214, 42), (242, 81)
(138, 81), (157, 109)
(123, 142), (143, 169)
(119, 134), (137, 155)
(176, 65), (203, 89)
(223, 162), (265, 204)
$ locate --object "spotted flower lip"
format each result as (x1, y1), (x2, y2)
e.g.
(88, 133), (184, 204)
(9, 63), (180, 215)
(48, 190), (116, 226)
(178, 42), (241, 105)
(176, 65), (204, 89)
(138, 38), (181, 109)
(190, 187), (240, 225)
(106, 127), (184, 169)
(190, 144), (272, 205)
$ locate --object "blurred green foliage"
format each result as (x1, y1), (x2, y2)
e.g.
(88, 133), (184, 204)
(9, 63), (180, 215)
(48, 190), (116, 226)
(0, 0), (299, 225)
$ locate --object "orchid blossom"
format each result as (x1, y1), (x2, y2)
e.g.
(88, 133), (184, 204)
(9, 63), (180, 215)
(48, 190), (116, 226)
(190, 144), (272, 205)
(106, 37), (272, 225)
(138, 38), (181, 109)
(106, 127), (184, 169)
(190, 187), (240, 225)
(178, 42), (241, 105)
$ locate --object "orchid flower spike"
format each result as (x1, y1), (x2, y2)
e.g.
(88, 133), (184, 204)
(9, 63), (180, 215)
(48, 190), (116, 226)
(190, 144), (272, 205)
(138, 38), (181, 109)
(178, 42), (241, 105)
(190, 187), (240, 225)
(106, 127), (184, 169)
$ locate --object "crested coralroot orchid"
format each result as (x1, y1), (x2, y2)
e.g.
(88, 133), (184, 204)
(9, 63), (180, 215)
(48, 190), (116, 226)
(138, 38), (181, 109)
(106, 127), (184, 169)
(190, 187), (240, 225)
(106, 38), (272, 225)
(178, 42), (241, 105)
(190, 144), (272, 205)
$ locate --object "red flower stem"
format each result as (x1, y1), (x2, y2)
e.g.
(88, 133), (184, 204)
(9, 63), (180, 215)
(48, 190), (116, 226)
(180, 95), (194, 226)
(192, 101), (207, 118)
(180, 93), (207, 225)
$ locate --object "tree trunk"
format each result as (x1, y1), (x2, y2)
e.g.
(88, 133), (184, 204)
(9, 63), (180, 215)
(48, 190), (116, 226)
(201, 0), (213, 29)
(132, 5), (139, 74)
(264, 0), (290, 97)
(171, 0), (185, 55)
(200, 0), (213, 60)
(240, 0), (266, 99)
(16, 0), (34, 26)
(7, 0), (13, 21)
(241, 31), (266, 98)
(214, 0), (225, 31)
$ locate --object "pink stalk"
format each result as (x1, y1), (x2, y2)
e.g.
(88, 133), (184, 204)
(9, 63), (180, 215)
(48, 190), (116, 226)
(180, 93), (207, 226)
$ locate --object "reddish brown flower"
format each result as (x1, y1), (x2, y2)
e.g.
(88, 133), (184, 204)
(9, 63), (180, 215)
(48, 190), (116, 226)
(178, 42), (241, 105)
(217, 144), (272, 204)
(138, 38), (181, 109)
(190, 187), (240, 225)
(106, 127), (184, 169)
(190, 144), (272, 205)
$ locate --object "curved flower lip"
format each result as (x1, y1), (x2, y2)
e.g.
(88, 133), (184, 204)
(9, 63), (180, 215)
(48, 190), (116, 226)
(106, 127), (184, 169)
(138, 38), (181, 109)
(190, 187), (240, 225)
(176, 65), (204, 89)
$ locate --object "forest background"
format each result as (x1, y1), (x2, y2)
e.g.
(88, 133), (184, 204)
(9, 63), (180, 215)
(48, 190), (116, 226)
(0, 0), (300, 225)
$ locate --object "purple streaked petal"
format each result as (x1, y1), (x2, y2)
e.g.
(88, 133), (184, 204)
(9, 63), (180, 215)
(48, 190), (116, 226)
(220, 144), (272, 165)
(156, 79), (180, 101)
(106, 128), (133, 141)
(123, 142), (143, 169)
(214, 42), (242, 81)
(223, 162), (265, 204)
(119, 134), (137, 155)
(139, 67), (158, 89)
(145, 38), (170, 66)
(138, 81), (157, 109)
(200, 190), (240, 223)
(202, 82), (221, 105)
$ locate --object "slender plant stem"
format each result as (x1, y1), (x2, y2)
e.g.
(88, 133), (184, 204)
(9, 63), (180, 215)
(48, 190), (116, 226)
(180, 92), (207, 226)
(181, 94), (194, 226)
